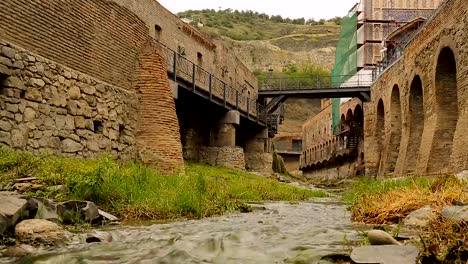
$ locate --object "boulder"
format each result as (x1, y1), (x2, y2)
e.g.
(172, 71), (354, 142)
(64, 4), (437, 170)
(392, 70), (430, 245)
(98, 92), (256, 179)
(403, 206), (436, 227)
(441, 205), (468, 223)
(367, 230), (400, 245)
(0, 191), (28, 234)
(15, 219), (69, 246)
(58, 200), (100, 223)
(351, 245), (419, 264)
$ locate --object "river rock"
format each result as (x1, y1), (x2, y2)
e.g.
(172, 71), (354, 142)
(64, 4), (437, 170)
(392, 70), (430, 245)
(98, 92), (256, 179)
(441, 205), (468, 222)
(351, 245), (419, 264)
(455, 170), (468, 183)
(367, 230), (400, 245)
(0, 191), (28, 234)
(403, 206), (435, 227)
(2, 244), (35, 258)
(15, 219), (69, 246)
(58, 200), (100, 223)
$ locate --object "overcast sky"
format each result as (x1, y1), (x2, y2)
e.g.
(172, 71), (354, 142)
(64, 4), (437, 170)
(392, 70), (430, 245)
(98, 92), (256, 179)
(158, 0), (360, 20)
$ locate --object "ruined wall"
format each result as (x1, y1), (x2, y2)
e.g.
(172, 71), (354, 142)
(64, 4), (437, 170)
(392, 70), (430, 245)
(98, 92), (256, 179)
(0, 42), (139, 158)
(303, 161), (357, 182)
(199, 147), (246, 170)
(365, 0), (468, 176)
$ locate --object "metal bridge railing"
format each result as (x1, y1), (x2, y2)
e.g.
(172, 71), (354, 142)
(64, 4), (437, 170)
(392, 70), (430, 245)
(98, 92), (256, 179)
(154, 40), (267, 125)
(258, 74), (374, 91)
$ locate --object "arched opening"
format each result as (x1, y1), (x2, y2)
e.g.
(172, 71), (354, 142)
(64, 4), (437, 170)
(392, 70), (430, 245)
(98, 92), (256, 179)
(354, 105), (364, 127)
(376, 99), (385, 173)
(428, 47), (458, 173)
(385, 85), (402, 173)
(405, 75), (424, 173)
(346, 109), (354, 124)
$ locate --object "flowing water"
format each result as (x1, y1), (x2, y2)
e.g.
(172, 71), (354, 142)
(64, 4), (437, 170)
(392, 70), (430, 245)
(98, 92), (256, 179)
(2, 197), (366, 264)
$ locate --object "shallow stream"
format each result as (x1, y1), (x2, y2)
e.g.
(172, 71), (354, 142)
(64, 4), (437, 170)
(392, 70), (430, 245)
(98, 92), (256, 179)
(2, 197), (365, 264)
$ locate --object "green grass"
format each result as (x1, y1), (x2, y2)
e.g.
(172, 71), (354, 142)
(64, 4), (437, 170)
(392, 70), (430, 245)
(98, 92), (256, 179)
(0, 148), (327, 222)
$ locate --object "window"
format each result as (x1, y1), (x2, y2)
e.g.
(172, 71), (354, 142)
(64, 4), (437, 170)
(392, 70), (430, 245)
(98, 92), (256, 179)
(155, 25), (162, 41)
(197, 52), (203, 67)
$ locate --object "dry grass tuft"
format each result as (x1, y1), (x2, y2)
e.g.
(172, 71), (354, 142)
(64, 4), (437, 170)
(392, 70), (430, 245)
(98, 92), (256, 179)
(349, 175), (466, 224)
(346, 175), (468, 263)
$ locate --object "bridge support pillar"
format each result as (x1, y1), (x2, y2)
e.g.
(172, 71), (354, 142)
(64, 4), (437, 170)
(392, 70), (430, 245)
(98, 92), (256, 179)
(199, 110), (246, 170)
(209, 110), (239, 147)
(245, 128), (273, 173)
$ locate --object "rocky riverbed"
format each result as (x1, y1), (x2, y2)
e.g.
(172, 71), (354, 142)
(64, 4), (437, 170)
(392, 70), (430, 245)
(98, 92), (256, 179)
(1, 198), (366, 264)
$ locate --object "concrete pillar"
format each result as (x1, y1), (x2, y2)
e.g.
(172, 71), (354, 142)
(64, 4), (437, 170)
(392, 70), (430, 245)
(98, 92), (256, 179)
(245, 128), (272, 173)
(210, 110), (239, 147)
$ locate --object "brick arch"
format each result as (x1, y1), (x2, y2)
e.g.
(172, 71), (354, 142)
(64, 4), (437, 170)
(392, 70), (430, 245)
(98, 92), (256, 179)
(384, 85), (402, 174)
(376, 99), (385, 174)
(427, 47), (458, 174)
(405, 75), (424, 173)
(135, 42), (184, 173)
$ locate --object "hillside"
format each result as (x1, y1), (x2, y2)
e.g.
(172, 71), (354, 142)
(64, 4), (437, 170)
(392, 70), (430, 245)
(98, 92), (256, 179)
(178, 9), (340, 135)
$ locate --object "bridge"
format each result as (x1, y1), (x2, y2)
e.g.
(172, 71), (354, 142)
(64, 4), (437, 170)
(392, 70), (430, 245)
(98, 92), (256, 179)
(154, 40), (372, 138)
(258, 76), (372, 114)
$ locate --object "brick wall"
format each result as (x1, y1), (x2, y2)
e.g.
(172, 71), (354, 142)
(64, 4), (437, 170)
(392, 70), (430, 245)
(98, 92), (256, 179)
(365, 0), (468, 176)
(300, 98), (364, 178)
(0, 0), (149, 91)
(135, 42), (184, 173)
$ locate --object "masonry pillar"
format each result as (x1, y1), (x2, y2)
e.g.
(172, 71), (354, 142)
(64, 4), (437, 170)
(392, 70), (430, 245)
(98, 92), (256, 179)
(199, 110), (246, 170)
(245, 128), (273, 173)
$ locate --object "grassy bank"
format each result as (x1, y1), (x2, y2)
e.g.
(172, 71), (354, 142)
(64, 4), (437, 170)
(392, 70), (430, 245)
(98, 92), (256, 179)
(344, 176), (467, 263)
(0, 148), (327, 222)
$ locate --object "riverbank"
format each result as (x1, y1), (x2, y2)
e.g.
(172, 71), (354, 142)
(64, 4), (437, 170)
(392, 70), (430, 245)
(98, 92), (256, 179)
(344, 175), (468, 263)
(0, 147), (327, 223)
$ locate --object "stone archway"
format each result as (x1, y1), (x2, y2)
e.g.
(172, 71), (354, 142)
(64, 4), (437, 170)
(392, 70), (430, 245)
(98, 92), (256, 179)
(385, 85), (402, 174)
(427, 47), (458, 174)
(376, 99), (385, 174)
(405, 75), (424, 173)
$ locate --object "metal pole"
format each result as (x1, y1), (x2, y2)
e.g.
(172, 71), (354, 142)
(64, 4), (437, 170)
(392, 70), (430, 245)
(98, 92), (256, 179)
(209, 75), (212, 100)
(223, 83), (227, 107)
(192, 64), (196, 91)
(173, 51), (177, 81)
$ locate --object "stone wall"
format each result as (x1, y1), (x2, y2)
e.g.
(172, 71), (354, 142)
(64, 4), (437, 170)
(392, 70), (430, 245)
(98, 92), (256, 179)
(365, 0), (468, 176)
(0, 42), (139, 159)
(303, 161), (357, 182)
(199, 147), (246, 170)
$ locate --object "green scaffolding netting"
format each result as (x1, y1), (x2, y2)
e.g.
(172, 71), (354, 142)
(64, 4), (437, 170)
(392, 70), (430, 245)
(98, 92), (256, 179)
(332, 10), (358, 135)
